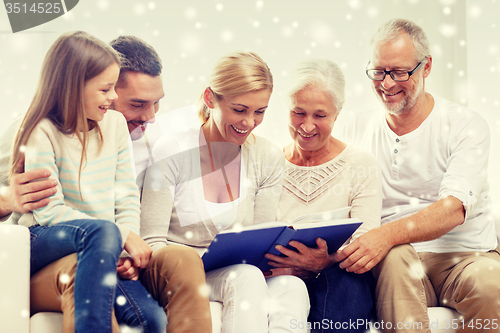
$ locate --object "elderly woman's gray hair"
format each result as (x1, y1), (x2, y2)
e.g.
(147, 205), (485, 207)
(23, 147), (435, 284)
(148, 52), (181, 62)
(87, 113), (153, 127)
(286, 58), (345, 113)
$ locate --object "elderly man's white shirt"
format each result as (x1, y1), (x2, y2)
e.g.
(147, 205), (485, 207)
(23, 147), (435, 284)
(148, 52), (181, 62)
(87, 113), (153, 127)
(335, 94), (497, 253)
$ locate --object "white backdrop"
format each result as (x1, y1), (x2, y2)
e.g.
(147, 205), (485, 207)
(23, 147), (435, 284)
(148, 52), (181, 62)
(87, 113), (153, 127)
(1, 0), (498, 217)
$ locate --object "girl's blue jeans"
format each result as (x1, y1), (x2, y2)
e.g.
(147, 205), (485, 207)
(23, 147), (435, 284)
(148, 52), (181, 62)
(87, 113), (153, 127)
(306, 263), (375, 333)
(29, 219), (166, 333)
(116, 278), (167, 332)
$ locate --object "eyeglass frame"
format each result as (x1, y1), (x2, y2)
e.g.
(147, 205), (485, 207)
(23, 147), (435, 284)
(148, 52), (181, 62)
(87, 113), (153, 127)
(365, 57), (427, 82)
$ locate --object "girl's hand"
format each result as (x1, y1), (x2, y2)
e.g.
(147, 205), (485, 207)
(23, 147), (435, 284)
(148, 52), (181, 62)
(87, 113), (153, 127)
(117, 257), (141, 281)
(124, 232), (153, 269)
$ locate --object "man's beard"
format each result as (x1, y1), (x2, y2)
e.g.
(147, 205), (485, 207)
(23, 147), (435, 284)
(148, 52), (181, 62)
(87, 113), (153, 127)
(377, 78), (424, 116)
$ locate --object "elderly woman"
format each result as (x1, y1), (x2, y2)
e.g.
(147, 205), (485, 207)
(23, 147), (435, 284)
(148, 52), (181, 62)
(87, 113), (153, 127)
(265, 59), (381, 332)
(140, 51), (310, 333)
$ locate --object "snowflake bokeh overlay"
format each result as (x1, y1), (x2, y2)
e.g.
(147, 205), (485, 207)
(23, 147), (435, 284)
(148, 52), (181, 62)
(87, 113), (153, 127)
(0, 0), (499, 220)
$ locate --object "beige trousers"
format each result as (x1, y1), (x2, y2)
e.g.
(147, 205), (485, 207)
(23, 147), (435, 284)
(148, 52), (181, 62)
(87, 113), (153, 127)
(372, 244), (500, 333)
(30, 245), (212, 333)
(30, 254), (121, 333)
(141, 245), (212, 333)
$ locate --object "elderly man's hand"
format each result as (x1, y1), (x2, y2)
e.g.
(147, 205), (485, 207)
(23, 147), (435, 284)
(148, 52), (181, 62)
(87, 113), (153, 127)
(336, 228), (394, 274)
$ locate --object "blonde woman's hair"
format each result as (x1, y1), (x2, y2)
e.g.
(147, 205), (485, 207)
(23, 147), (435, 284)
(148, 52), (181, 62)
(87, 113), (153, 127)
(197, 51), (273, 123)
(10, 31), (121, 183)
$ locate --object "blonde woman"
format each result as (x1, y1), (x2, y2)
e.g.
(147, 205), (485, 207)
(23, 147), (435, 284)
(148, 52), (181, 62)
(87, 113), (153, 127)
(141, 51), (310, 333)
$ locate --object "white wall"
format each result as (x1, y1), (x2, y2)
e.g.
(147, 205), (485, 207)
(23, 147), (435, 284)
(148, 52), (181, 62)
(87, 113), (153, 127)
(1, 0), (498, 215)
(465, 0), (500, 218)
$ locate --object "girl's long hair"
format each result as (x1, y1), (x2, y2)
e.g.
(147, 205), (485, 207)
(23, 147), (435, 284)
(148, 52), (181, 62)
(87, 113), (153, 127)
(10, 31), (121, 182)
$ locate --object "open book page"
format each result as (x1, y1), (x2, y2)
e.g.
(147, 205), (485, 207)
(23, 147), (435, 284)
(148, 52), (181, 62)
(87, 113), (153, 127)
(292, 217), (361, 230)
(216, 206), (352, 234)
(202, 206), (360, 272)
(289, 221), (362, 250)
(218, 221), (287, 234)
(202, 224), (288, 272)
(286, 207), (359, 256)
(291, 206), (351, 225)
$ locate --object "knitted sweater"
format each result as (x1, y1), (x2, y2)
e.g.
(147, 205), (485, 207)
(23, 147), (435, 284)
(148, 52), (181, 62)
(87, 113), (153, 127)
(278, 145), (382, 242)
(18, 110), (140, 245)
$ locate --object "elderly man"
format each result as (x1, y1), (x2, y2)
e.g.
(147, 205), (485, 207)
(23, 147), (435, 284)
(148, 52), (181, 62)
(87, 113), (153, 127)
(336, 19), (500, 332)
(0, 36), (211, 333)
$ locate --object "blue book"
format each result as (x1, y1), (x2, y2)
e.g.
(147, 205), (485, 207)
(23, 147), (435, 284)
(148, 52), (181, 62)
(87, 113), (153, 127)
(202, 207), (361, 272)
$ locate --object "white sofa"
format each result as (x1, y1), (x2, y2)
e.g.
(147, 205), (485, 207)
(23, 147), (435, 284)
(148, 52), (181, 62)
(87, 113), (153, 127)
(0, 223), (478, 333)
(0, 224), (223, 333)
(0, 224), (30, 333)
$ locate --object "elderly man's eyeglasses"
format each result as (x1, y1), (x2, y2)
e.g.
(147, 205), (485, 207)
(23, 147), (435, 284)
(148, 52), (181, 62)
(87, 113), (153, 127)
(366, 58), (427, 82)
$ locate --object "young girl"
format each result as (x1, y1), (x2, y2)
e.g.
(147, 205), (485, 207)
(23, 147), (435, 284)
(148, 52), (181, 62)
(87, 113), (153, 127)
(10, 31), (165, 333)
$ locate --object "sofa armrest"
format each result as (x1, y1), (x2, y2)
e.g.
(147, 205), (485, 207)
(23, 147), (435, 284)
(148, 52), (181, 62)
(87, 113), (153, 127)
(0, 224), (30, 333)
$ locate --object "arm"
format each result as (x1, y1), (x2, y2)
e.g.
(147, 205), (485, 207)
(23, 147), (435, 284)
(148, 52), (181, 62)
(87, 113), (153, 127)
(253, 139), (285, 224)
(23, 122), (93, 225)
(347, 151), (382, 240)
(113, 121), (151, 269)
(140, 133), (178, 252)
(0, 119), (56, 220)
(338, 112), (488, 273)
(0, 162), (56, 219)
(337, 196), (464, 273)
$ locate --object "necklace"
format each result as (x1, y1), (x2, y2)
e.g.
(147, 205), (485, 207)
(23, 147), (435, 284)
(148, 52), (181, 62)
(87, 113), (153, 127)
(206, 140), (235, 202)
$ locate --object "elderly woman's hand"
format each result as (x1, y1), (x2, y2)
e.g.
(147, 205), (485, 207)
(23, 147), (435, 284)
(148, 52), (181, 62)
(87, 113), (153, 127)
(264, 238), (337, 273)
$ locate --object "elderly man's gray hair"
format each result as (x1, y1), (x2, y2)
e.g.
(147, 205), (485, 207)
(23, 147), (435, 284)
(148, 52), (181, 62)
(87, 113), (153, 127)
(371, 18), (430, 62)
(286, 58), (346, 113)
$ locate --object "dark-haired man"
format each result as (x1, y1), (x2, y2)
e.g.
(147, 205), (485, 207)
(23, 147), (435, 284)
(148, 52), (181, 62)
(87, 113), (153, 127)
(110, 35), (164, 141)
